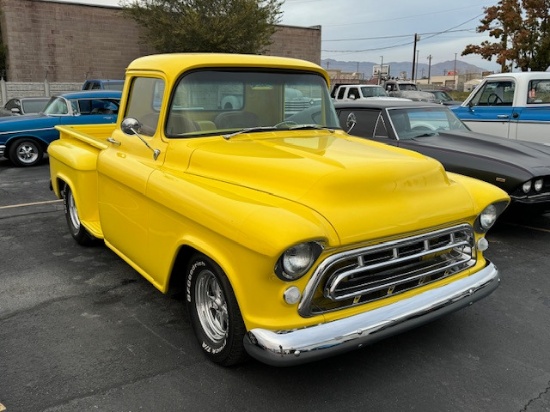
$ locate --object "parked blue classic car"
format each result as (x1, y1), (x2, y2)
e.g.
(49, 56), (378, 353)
(0, 90), (121, 166)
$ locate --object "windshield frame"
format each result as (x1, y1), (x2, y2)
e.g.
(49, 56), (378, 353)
(163, 68), (340, 138)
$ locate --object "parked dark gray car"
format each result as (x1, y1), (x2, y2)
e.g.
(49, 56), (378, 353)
(335, 100), (550, 211)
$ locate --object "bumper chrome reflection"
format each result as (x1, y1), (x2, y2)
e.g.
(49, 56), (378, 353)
(244, 261), (499, 366)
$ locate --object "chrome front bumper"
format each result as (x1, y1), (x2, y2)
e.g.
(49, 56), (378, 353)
(0, 144), (5, 157)
(244, 262), (500, 366)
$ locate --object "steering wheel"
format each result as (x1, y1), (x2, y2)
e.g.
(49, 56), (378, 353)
(487, 93), (503, 105)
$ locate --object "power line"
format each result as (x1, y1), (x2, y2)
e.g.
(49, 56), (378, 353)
(322, 14), (484, 54)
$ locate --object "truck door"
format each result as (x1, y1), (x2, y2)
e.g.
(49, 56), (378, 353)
(97, 76), (168, 284)
(509, 78), (550, 144)
(453, 79), (515, 138)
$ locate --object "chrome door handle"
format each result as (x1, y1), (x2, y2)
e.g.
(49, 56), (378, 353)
(497, 114), (509, 119)
(107, 137), (120, 146)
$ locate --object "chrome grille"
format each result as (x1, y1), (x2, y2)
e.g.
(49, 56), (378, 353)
(299, 224), (476, 317)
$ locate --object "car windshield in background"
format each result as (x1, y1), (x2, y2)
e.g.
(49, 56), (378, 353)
(361, 86), (387, 97)
(388, 106), (469, 139)
(431, 91), (453, 102)
(21, 98), (50, 114)
(43, 97), (69, 115)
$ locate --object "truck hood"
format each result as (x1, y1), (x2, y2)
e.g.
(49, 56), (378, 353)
(181, 132), (480, 244)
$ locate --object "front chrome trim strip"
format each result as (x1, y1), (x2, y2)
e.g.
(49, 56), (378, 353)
(244, 261), (499, 366)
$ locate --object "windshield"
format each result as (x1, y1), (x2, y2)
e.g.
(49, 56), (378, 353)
(388, 106), (469, 139)
(21, 99), (49, 114)
(361, 86), (387, 97)
(43, 97), (70, 115)
(164, 69), (340, 138)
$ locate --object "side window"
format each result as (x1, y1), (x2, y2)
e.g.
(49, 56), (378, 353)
(470, 80), (515, 106)
(527, 80), (550, 104)
(78, 99), (92, 114)
(373, 113), (389, 138)
(353, 110), (379, 137)
(125, 77), (165, 136)
(347, 87), (359, 99)
(338, 109), (379, 137)
(337, 87), (346, 99)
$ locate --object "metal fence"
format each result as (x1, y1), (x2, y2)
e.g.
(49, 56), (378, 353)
(0, 80), (83, 106)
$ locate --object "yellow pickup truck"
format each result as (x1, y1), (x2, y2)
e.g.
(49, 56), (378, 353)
(48, 53), (509, 367)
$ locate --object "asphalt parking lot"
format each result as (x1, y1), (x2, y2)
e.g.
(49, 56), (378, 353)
(1, 158), (549, 412)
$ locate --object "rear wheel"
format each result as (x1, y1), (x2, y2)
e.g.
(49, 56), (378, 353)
(8, 138), (44, 167)
(186, 254), (248, 366)
(63, 185), (98, 246)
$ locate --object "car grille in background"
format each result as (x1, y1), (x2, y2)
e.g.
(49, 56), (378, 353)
(299, 224), (476, 317)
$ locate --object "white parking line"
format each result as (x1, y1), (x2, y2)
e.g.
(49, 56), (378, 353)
(0, 199), (63, 210)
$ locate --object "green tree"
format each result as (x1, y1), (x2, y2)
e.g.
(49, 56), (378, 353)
(120, 0), (283, 54)
(462, 0), (550, 72)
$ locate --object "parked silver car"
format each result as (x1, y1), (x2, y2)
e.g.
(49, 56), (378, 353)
(0, 96), (50, 116)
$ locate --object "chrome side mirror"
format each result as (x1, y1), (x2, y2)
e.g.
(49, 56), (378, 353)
(121, 117), (141, 135)
(120, 117), (160, 160)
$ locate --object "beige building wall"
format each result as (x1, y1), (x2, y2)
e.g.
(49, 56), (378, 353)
(0, 0), (322, 82)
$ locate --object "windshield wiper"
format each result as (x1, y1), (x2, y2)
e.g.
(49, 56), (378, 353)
(289, 124), (336, 132)
(222, 126), (278, 140)
(223, 124), (336, 139)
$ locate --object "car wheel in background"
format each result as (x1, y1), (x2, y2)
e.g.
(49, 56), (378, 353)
(186, 254), (248, 366)
(8, 138), (44, 167)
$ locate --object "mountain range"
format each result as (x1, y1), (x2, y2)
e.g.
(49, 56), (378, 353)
(321, 58), (494, 80)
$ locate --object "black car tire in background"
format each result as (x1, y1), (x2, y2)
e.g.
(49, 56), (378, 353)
(8, 138), (44, 167)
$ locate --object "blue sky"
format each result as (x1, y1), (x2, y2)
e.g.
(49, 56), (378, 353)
(50, 0), (501, 71)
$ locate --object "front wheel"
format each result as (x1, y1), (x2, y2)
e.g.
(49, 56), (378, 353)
(63, 185), (98, 246)
(186, 254), (248, 366)
(8, 138), (44, 167)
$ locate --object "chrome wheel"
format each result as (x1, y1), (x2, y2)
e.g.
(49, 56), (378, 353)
(195, 269), (229, 344)
(63, 185), (97, 246)
(66, 188), (82, 235)
(186, 254), (248, 365)
(9, 139), (43, 167)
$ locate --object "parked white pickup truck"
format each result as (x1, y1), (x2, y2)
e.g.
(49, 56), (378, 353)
(331, 84), (389, 100)
(452, 72), (550, 145)
(383, 80), (436, 102)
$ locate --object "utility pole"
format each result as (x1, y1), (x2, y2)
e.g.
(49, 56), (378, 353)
(454, 53), (457, 90)
(411, 34), (419, 81)
(427, 55), (432, 85)
(415, 50), (420, 82)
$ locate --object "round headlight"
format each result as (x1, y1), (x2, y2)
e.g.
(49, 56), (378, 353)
(522, 181), (532, 193)
(479, 204), (498, 230)
(534, 178), (543, 192)
(276, 242), (323, 281)
(283, 244), (314, 277)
